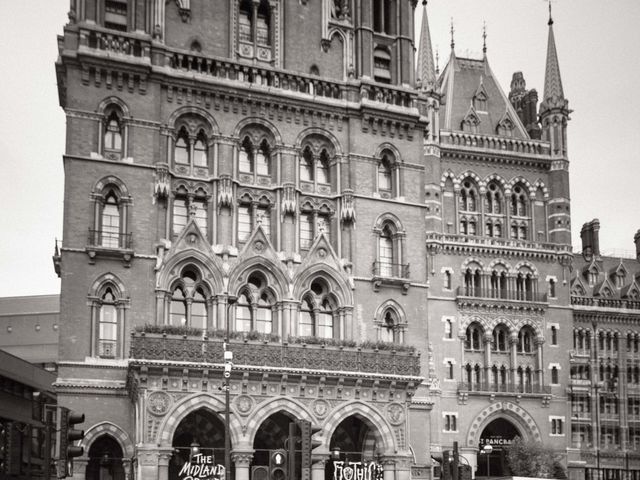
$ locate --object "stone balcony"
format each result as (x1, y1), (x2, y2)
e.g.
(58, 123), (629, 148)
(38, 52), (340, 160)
(129, 332), (421, 378)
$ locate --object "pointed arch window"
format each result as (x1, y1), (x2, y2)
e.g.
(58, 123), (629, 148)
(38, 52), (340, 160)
(300, 148), (314, 182)
(378, 158), (392, 192)
(239, 137), (254, 174)
(101, 192), (121, 248)
(493, 325), (509, 352)
(194, 134), (208, 168)
(510, 185), (530, 240)
(90, 280), (128, 359)
(256, 140), (270, 176)
(378, 224), (394, 277)
(173, 124), (210, 171)
(175, 129), (190, 165)
(298, 280), (338, 340)
(103, 112), (123, 159)
(235, 293), (252, 332)
(233, 273), (275, 334)
(98, 288), (118, 358)
(170, 287), (187, 326)
(316, 150), (330, 185)
(517, 327), (534, 353)
(459, 180), (480, 236)
(379, 309), (403, 343)
(299, 144), (334, 193)
(465, 323), (483, 351)
(168, 268), (210, 329)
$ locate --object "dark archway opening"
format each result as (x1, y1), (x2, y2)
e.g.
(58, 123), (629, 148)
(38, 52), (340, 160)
(327, 416), (379, 480)
(477, 418), (521, 477)
(86, 434), (125, 480)
(170, 408), (225, 480)
(252, 411), (299, 480)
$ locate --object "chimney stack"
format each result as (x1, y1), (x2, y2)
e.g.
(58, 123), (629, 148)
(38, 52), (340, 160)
(580, 219), (600, 260)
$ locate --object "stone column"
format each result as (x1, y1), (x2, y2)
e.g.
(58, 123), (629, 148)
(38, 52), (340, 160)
(232, 451), (254, 480)
(535, 337), (545, 387)
(70, 457), (88, 479)
(311, 456), (329, 480)
(394, 456), (411, 480)
(136, 447), (161, 479)
(509, 333), (519, 387)
(382, 458), (396, 480)
(158, 449), (173, 480)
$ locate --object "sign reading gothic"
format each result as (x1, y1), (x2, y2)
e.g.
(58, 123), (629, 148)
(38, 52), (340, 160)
(333, 461), (384, 480)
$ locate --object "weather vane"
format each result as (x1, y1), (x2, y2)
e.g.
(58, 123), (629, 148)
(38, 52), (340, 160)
(450, 18), (455, 50)
(482, 21), (487, 54)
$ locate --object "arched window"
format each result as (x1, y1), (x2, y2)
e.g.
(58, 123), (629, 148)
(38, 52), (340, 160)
(256, 140), (270, 176)
(239, 0), (253, 42)
(174, 128), (190, 164)
(300, 147), (314, 182)
(465, 323), (483, 351)
(444, 319), (453, 339)
(235, 293), (252, 332)
(463, 266), (482, 296)
(379, 309), (402, 343)
(510, 184), (530, 240)
(194, 133), (208, 167)
(518, 327), (535, 353)
(237, 200), (272, 245)
(459, 180), (479, 236)
(168, 267), (210, 329)
(234, 273), (275, 334)
(103, 111), (123, 159)
(237, 0), (273, 62)
(493, 325), (509, 352)
(378, 157), (392, 192)
(316, 150), (330, 185)
(98, 288), (118, 358)
(170, 287), (187, 326)
(101, 191), (121, 248)
(298, 279), (337, 339)
(239, 137), (254, 173)
(378, 224), (394, 277)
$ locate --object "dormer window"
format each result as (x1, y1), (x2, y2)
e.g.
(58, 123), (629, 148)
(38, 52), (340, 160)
(474, 93), (487, 112)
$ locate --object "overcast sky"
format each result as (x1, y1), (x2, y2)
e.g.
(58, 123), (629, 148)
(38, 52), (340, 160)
(0, 1), (638, 297)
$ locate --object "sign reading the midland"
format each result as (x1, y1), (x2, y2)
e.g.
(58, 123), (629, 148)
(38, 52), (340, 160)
(178, 453), (224, 480)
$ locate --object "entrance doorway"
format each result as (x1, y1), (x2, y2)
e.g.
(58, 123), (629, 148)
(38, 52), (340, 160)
(86, 435), (126, 480)
(169, 408), (225, 479)
(477, 418), (520, 477)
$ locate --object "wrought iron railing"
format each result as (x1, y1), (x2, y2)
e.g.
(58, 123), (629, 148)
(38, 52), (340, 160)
(130, 333), (421, 377)
(88, 229), (133, 249)
(372, 261), (410, 279)
(457, 381), (551, 395)
(456, 286), (547, 303)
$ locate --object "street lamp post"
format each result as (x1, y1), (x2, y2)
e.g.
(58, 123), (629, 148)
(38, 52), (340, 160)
(225, 296), (237, 480)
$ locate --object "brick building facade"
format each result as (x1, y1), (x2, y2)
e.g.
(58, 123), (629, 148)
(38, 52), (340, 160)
(50, 1), (630, 480)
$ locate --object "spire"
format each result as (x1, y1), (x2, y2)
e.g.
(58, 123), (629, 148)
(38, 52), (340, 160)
(482, 21), (487, 56)
(450, 18), (455, 51)
(542, 4), (565, 104)
(416, 0), (436, 90)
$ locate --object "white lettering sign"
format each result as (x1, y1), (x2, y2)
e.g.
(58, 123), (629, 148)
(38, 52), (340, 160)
(333, 461), (384, 480)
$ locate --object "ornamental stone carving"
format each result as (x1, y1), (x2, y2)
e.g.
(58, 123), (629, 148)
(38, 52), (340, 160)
(312, 399), (330, 418)
(235, 395), (254, 415)
(148, 391), (172, 415)
(387, 403), (405, 425)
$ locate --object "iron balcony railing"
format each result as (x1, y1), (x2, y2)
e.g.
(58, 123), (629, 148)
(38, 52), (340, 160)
(130, 333), (421, 377)
(88, 229), (133, 250)
(456, 286), (547, 303)
(372, 261), (410, 279)
(457, 381), (551, 395)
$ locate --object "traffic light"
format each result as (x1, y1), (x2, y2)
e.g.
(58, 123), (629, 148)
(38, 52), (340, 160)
(56, 407), (85, 478)
(269, 449), (288, 480)
(297, 420), (322, 480)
